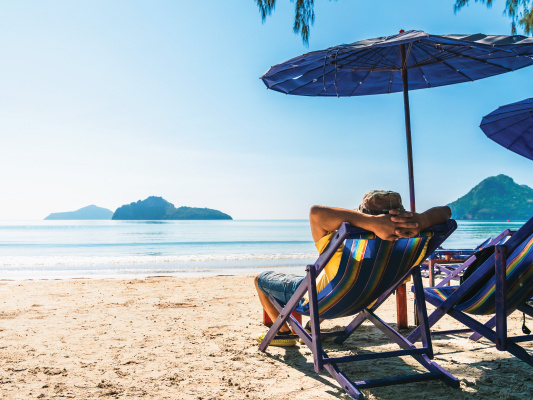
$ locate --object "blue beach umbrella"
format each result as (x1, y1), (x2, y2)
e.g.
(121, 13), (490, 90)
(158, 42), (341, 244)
(480, 98), (533, 161)
(261, 30), (533, 212)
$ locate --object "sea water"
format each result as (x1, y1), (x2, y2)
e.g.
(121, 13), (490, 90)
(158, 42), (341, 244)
(0, 219), (526, 280)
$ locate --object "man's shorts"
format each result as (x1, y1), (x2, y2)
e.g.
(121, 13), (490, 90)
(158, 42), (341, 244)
(257, 271), (305, 305)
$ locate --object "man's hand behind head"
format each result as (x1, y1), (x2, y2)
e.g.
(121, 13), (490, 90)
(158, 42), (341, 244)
(388, 209), (422, 238)
(371, 214), (400, 241)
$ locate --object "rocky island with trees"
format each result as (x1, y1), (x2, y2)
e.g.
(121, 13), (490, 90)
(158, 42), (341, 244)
(44, 205), (114, 220)
(111, 196), (232, 220)
(447, 174), (533, 220)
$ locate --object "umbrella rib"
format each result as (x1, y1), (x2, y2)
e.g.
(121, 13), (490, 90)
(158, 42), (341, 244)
(442, 47), (513, 72)
(317, 66), (371, 96)
(325, 47), (385, 69)
(334, 50), (340, 97)
(485, 108), (533, 118)
(268, 48), (377, 93)
(349, 70), (373, 96)
(404, 43), (414, 68)
(272, 71), (330, 95)
(322, 49), (339, 94)
(261, 49), (336, 76)
(268, 77), (319, 95)
(325, 65), (377, 95)
(506, 123), (533, 149)
(322, 50), (329, 91)
(481, 110), (533, 126)
(482, 112), (533, 138)
(484, 100), (533, 117)
(365, 46), (401, 69)
(384, 45), (400, 94)
(288, 58), (374, 96)
(278, 62), (354, 95)
(409, 49), (432, 88)
(283, 47), (395, 96)
(265, 52), (348, 90)
(414, 44), (474, 81)
(333, 44), (400, 70)
(415, 42), (513, 73)
(283, 78), (329, 96)
(267, 50), (338, 95)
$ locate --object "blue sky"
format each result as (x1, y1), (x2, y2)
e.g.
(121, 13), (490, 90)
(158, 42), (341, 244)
(0, 0), (532, 220)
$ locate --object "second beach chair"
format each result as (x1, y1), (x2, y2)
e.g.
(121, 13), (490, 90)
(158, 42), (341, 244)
(408, 216), (533, 367)
(412, 229), (515, 325)
(427, 229), (514, 287)
(258, 220), (460, 399)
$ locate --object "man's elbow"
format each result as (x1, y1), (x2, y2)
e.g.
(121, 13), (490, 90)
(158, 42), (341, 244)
(443, 206), (452, 219)
(310, 205), (321, 217)
(309, 205), (322, 222)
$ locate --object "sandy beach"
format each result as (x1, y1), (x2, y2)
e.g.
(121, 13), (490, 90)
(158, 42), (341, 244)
(0, 275), (531, 400)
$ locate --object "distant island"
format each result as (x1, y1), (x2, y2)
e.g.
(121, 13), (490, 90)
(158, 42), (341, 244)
(447, 174), (533, 220)
(112, 196), (232, 220)
(44, 205), (114, 220)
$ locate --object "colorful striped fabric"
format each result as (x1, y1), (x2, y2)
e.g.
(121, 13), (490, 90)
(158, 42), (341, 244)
(296, 231), (433, 319)
(424, 231), (533, 315)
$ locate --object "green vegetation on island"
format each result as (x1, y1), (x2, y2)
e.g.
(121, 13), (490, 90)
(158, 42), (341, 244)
(447, 174), (533, 220)
(112, 196), (232, 220)
(44, 205), (113, 220)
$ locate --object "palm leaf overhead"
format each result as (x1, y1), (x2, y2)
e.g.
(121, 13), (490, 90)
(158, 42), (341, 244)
(255, 0), (320, 45)
(254, 0), (533, 44)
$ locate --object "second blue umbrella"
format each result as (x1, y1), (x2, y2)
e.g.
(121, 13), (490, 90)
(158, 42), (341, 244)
(480, 98), (533, 161)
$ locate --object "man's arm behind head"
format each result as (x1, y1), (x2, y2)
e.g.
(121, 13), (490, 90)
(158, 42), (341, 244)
(390, 206), (452, 238)
(309, 205), (422, 243)
(310, 204), (451, 242)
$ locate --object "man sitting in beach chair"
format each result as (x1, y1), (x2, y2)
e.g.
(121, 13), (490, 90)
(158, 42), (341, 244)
(254, 190), (452, 346)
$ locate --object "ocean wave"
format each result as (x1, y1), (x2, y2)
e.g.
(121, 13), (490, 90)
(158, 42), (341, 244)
(0, 240), (313, 248)
(0, 253), (317, 268)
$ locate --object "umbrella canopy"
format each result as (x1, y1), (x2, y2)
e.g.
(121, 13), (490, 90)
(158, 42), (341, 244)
(261, 30), (533, 211)
(262, 30), (533, 97)
(480, 98), (533, 161)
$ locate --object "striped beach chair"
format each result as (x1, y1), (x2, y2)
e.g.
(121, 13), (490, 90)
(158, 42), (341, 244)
(428, 229), (514, 287)
(258, 220), (459, 399)
(408, 216), (533, 367)
(412, 229), (515, 325)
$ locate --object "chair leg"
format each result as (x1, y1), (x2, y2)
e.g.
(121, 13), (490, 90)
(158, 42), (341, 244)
(494, 245), (508, 351)
(323, 363), (364, 399)
(335, 273), (408, 344)
(306, 265), (324, 373)
(334, 311), (368, 345)
(413, 299), (419, 326)
(363, 309), (459, 388)
(408, 298), (449, 343)
(505, 339), (533, 366)
(412, 268), (434, 358)
(469, 316), (496, 342)
(447, 307), (533, 366)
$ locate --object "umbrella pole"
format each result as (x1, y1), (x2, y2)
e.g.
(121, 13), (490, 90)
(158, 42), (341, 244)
(400, 44), (416, 213)
(397, 44), (413, 330)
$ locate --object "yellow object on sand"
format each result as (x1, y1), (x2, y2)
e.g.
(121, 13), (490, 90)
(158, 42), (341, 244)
(255, 331), (297, 347)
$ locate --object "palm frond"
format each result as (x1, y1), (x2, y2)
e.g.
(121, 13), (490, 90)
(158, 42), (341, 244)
(455, 0), (532, 36)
